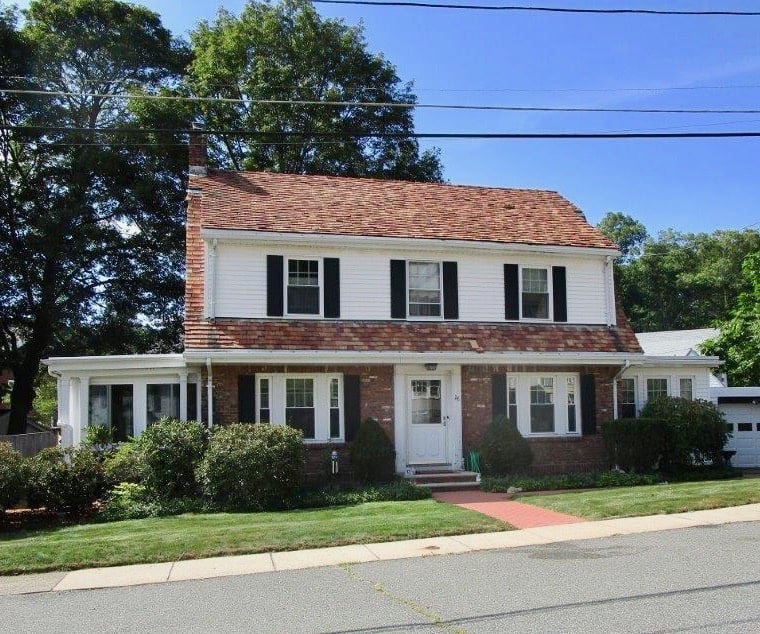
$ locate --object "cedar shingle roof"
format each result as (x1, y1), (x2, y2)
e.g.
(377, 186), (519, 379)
(192, 170), (617, 250)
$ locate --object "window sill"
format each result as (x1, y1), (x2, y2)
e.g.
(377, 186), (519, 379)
(304, 439), (346, 446)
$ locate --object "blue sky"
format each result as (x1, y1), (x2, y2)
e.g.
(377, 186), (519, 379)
(15, 0), (760, 235)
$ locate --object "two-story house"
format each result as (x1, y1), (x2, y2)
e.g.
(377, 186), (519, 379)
(44, 132), (721, 474)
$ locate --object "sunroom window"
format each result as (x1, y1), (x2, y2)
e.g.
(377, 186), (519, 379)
(646, 378), (668, 403)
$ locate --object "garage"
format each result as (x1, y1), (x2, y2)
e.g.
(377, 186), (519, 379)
(713, 388), (760, 468)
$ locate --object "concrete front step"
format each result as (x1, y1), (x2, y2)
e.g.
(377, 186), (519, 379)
(409, 471), (479, 484)
(417, 481), (482, 492)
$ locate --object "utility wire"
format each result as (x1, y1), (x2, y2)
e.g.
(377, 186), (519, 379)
(5, 125), (760, 139)
(312, 1), (760, 15)
(3, 88), (760, 115)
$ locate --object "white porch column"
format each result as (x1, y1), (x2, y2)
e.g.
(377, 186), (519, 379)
(67, 377), (80, 447)
(179, 371), (188, 421)
(57, 377), (70, 427)
(78, 376), (89, 445)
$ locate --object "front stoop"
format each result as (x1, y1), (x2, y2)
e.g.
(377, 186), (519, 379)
(406, 470), (481, 491)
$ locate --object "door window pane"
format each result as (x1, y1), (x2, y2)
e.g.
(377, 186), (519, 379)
(530, 377), (555, 433)
(286, 378), (315, 438)
(287, 259), (319, 314)
(411, 379), (442, 424)
(618, 377), (637, 418)
(147, 384), (180, 425)
(408, 262), (441, 317)
(522, 268), (549, 319)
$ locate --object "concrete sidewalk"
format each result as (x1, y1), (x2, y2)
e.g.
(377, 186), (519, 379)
(2, 503), (759, 596)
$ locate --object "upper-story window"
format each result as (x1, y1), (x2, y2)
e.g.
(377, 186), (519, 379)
(408, 261), (442, 317)
(521, 267), (550, 319)
(287, 259), (320, 315)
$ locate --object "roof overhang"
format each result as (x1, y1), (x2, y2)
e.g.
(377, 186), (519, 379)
(200, 228), (621, 258)
(43, 354), (189, 374)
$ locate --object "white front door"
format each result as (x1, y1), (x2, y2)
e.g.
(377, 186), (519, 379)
(407, 377), (448, 464)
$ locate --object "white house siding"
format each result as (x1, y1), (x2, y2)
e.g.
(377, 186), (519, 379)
(620, 365), (713, 417)
(211, 241), (613, 325)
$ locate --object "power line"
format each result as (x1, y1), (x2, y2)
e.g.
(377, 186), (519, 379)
(312, 1), (760, 15)
(5, 125), (760, 139)
(3, 88), (760, 115)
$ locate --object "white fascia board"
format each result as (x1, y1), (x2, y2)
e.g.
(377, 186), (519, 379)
(711, 386), (760, 397)
(184, 349), (642, 366)
(200, 228), (621, 259)
(43, 354), (190, 374)
(630, 355), (723, 367)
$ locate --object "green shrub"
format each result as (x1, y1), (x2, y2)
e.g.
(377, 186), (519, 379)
(0, 442), (25, 511)
(479, 416), (533, 476)
(26, 447), (106, 513)
(136, 418), (207, 499)
(83, 425), (114, 446)
(596, 471), (660, 487)
(640, 397), (729, 471)
(601, 418), (669, 472)
(97, 482), (211, 522)
(103, 441), (148, 487)
(349, 418), (396, 483)
(296, 480), (431, 509)
(481, 470), (661, 493)
(199, 423), (304, 511)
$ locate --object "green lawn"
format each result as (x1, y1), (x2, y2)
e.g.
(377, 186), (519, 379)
(0, 500), (507, 575)
(520, 478), (760, 520)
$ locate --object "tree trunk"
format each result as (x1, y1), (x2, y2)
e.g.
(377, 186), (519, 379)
(6, 363), (37, 434)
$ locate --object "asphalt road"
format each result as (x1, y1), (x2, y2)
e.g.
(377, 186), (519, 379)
(3, 521), (760, 634)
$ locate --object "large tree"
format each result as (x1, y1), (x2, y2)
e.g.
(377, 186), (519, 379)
(185, 0), (443, 181)
(701, 253), (760, 386)
(0, 0), (189, 433)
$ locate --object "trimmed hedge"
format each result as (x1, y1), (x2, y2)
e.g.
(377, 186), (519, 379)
(296, 480), (432, 509)
(481, 471), (661, 493)
(0, 442), (25, 511)
(25, 447), (106, 513)
(601, 418), (668, 473)
(199, 423), (304, 510)
(138, 418), (207, 499)
(479, 416), (533, 476)
(349, 418), (396, 483)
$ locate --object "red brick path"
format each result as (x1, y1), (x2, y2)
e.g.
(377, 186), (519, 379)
(433, 490), (584, 529)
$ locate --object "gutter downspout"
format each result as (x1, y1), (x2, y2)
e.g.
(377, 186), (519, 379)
(611, 360), (632, 420)
(206, 357), (214, 428)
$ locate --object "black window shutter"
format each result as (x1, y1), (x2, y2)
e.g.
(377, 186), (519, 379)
(323, 257), (341, 318)
(266, 255), (284, 317)
(580, 374), (597, 435)
(344, 375), (361, 441)
(552, 266), (568, 322)
(491, 374), (507, 419)
(442, 261), (459, 320)
(504, 264), (519, 320)
(390, 260), (407, 319)
(238, 375), (256, 423)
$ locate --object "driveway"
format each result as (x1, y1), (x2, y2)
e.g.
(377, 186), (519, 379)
(3, 521), (759, 633)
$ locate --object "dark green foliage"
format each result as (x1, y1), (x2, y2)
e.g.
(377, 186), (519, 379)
(137, 418), (208, 499)
(481, 471), (661, 493)
(96, 483), (211, 522)
(641, 397), (729, 471)
(83, 425), (115, 447)
(601, 418), (669, 473)
(349, 418), (396, 483)
(25, 447), (106, 512)
(296, 481), (431, 509)
(199, 423), (304, 510)
(102, 441), (148, 487)
(479, 416), (533, 476)
(0, 442), (25, 511)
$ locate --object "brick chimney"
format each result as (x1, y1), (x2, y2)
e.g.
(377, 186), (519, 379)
(189, 124), (208, 176)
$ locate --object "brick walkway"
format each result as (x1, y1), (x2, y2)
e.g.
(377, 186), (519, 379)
(433, 490), (584, 529)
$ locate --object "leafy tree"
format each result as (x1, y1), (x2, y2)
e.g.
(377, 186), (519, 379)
(185, 0), (443, 181)
(0, 1), (190, 433)
(597, 212), (648, 263)
(701, 252), (760, 385)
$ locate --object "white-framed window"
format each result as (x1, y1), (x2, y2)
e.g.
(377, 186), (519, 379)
(529, 376), (555, 433)
(256, 374), (343, 442)
(408, 261), (442, 318)
(617, 377), (637, 418)
(147, 383), (180, 425)
(521, 267), (551, 320)
(88, 384), (134, 441)
(679, 377), (694, 400)
(646, 377), (669, 402)
(507, 372), (580, 436)
(286, 258), (320, 315)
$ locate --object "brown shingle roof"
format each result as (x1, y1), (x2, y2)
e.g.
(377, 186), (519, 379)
(192, 170), (617, 250)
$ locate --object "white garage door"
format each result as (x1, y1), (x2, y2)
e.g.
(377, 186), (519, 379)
(721, 403), (760, 468)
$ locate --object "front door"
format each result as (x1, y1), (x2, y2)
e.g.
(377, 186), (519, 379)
(407, 377), (448, 464)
